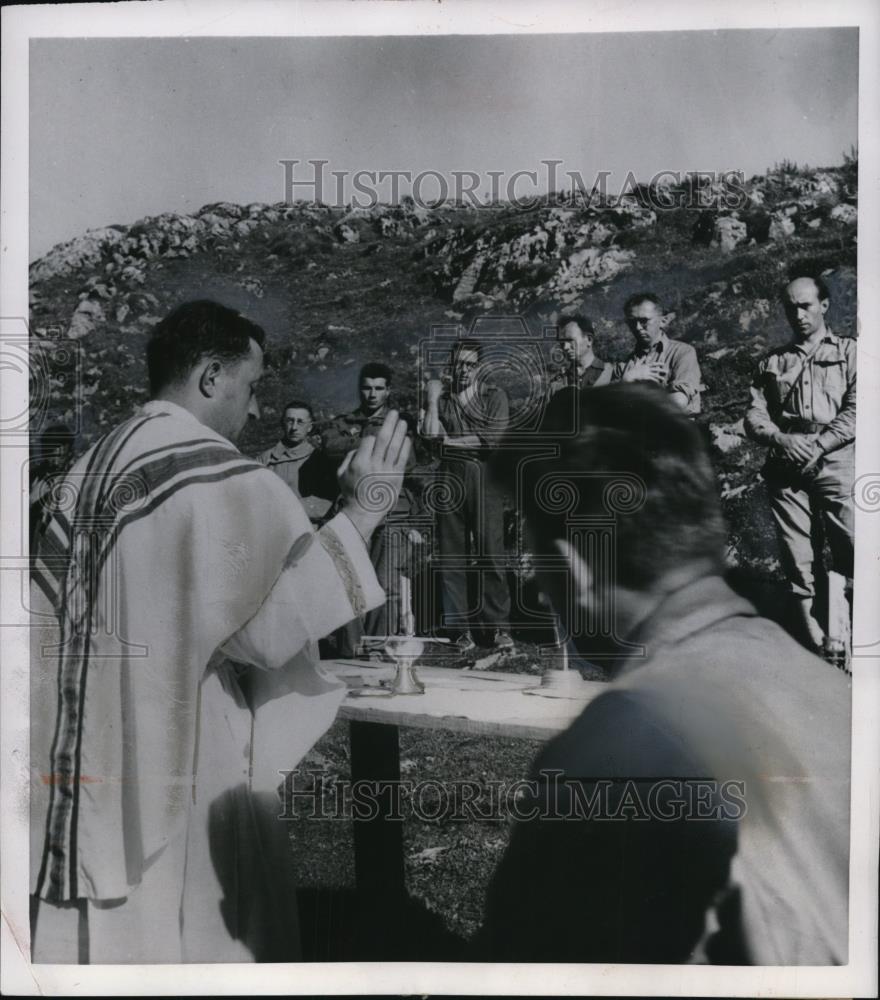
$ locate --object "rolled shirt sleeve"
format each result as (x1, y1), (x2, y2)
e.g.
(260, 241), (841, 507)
(667, 342), (703, 415)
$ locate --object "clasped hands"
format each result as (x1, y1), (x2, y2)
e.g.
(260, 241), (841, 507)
(776, 432), (823, 472)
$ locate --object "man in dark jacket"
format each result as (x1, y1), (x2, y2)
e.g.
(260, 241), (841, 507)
(477, 384), (850, 965)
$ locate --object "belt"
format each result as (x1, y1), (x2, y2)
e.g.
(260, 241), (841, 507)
(778, 416), (826, 434)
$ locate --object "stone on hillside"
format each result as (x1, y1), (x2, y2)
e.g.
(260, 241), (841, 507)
(29, 226), (127, 283)
(830, 203), (857, 225)
(710, 420), (746, 454)
(548, 247), (635, 303)
(768, 213), (796, 240)
(452, 253), (486, 301)
(573, 220), (615, 247)
(379, 216), (405, 238)
(82, 278), (114, 299)
(119, 263), (146, 285)
(812, 172), (840, 199)
(116, 303), (130, 324)
(237, 276), (264, 298)
(197, 202), (244, 219)
(66, 298), (105, 340)
(198, 212), (233, 232)
(738, 299), (770, 332)
(707, 346), (733, 360)
(712, 216), (748, 252)
(334, 222), (360, 244)
(611, 198), (657, 228)
(403, 202), (432, 226)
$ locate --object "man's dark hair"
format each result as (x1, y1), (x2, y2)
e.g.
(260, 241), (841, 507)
(452, 338), (483, 363)
(492, 383), (725, 590)
(282, 399), (314, 419)
(359, 362), (393, 385)
(783, 271), (831, 303)
(146, 300), (267, 396)
(623, 292), (662, 315)
(557, 313), (594, 336)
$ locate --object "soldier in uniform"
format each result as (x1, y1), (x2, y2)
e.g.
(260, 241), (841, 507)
(547, 313), (612, 398)
(744, 274), (856, 653)
(322, 362), (420, 653)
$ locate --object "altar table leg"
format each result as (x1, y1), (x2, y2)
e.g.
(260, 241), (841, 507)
(349, 719), (405, 899)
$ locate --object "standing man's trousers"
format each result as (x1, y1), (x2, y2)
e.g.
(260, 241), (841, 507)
(435, 456), (511, 632)
(764, 443), (854, 599)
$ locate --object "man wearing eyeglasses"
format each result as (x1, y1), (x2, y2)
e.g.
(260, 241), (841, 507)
(611, 292), (703, 415)
(421, 340), (513, 652)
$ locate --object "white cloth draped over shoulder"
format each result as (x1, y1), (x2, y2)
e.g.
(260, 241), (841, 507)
(30, 400), (383, 926)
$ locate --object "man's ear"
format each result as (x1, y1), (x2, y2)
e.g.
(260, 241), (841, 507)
(552, 537), (594, 620)
(198, 359), (223, 399)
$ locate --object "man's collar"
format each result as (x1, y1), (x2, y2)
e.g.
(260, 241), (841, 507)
(354, 404), (388, 420)
(793, 326), (838, 355)
(615, 574), (758, 678)
(273, 439), (313, 460)
(634, 333), (668, 357)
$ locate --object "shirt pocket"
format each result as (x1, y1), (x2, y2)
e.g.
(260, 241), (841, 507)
(765, 366), (797, 408)
(812, 359), (847, 404)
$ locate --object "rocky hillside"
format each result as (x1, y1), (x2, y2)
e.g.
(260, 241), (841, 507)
(29, 156), (858, 589)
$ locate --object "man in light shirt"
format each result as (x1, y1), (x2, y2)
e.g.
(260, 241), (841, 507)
(744, 274), (856, 651)
(611, 292), (702, 414)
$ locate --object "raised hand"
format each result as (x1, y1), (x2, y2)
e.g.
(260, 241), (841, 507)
(425, 378), (444, 405)
(337, 410), (411, 540)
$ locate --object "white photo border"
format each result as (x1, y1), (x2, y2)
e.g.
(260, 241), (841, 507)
(2, 0), (878, 995)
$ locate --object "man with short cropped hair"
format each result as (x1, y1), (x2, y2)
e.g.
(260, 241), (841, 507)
(547, 313), (612, 397)
(611, 292), (702, 414)
(258, 399), (330, 523)
(322, 362), (420, 649)
(744, 274), (856, 652)
(477, 383), (849, 965)
(29, 300), (410, 963)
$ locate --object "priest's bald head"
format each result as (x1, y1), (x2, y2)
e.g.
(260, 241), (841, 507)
(146, 300), (267, 443)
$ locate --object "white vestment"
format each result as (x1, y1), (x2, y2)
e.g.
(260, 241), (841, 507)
(30, 400), (383, 962)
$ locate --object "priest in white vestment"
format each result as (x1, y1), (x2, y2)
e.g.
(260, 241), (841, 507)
(30, 301), (411, 963)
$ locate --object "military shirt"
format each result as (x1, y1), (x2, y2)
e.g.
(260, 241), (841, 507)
(744, 331), (856, 454)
